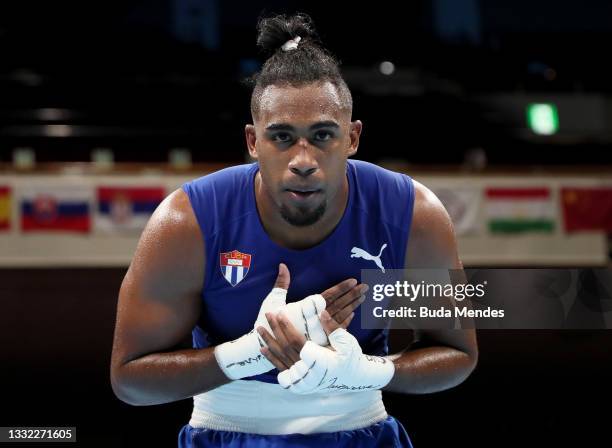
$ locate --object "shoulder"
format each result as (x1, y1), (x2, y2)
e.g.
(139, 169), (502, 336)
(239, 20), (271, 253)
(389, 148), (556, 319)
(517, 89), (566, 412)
(184, 163), (255, 192)
(349, 159), (409, 185)
(146, 188), (200, 244)
(406, 179), (460, 269)
(182, 163), (257, 237)
(349, 160), (414, 228)
(129, 188), (204, 296)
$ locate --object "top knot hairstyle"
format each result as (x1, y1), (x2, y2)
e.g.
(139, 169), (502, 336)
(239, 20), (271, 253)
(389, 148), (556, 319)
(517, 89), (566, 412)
(250, 13), (353, 119)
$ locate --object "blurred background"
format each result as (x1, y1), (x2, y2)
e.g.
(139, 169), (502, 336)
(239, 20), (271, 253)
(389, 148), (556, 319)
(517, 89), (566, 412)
(0, 1), (611, 446)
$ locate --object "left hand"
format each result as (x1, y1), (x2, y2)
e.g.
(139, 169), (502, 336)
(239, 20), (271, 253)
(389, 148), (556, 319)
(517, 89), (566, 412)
(257, 311), (317, 371)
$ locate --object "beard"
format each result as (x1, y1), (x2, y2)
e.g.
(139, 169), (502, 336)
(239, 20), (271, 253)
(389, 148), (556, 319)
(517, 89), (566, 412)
(280, 200), (327, 227)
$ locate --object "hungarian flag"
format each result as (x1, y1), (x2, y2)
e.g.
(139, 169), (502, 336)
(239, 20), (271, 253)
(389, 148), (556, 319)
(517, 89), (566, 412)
(21, 186), (91, 233)
(96, 186), (165, 233)
(0, 186), (10, 230)
(486, 187), (555, 233)
(561, 187), (612, 233)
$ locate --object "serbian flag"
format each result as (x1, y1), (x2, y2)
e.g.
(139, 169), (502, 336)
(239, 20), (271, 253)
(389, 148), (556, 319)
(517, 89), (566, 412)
(486, 187), (555, 233)
(21, 187), (91, 233)
(562, 187), (612, 233)
(0, 186), (11, 231)
(96, 186), (165, 233)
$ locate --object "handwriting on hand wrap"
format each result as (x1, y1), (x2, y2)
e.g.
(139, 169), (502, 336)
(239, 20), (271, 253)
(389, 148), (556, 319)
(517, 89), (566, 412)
(226, 354), (265, 369)
(324, 377), (380, 391)
(364, 355), (387, 364)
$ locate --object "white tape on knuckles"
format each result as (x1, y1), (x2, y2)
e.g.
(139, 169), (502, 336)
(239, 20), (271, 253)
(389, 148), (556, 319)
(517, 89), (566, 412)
(278, 329), (395, 393)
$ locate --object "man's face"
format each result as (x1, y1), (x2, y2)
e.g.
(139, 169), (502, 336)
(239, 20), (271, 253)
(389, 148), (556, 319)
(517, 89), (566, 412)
(246, 81), (361, 227)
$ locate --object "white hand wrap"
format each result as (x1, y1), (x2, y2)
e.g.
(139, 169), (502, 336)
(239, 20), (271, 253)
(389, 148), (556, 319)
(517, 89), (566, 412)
(277, 328), (395, 394)
(214, 288), (328, 380)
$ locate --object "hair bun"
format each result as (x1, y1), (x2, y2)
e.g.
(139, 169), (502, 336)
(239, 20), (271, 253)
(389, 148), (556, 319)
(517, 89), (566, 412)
(256, 13), (319, 55)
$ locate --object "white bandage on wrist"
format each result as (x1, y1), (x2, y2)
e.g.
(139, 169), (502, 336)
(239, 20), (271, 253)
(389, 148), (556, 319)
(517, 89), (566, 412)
(214, 329), (273, 380)
(214, 288), (328, 380)
(277, 328), (395, 394)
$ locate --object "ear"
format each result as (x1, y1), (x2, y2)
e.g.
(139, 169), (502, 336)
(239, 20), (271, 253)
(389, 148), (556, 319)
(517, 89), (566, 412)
(347, 120), (362, 157)
(245, 124), (258, 159)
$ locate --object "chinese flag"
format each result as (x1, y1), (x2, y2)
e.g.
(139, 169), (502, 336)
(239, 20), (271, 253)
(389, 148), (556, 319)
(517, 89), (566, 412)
(561, 187), (612, 233)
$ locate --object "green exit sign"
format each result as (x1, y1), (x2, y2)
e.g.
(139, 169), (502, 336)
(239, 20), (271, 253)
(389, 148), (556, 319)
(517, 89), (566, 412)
(527, 103), (559, 135)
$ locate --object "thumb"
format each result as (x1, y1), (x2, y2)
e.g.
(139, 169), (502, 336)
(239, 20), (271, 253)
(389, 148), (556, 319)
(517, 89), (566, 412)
(320, 309), (341, 336)
(273, 263), (290, 290)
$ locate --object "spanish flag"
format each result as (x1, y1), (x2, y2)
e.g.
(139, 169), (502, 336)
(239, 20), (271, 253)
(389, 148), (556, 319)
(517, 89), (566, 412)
(0, 187), (10, 230)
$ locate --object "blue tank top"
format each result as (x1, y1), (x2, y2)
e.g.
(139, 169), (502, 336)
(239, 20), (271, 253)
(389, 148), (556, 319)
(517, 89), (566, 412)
(183, 159), (415, 384)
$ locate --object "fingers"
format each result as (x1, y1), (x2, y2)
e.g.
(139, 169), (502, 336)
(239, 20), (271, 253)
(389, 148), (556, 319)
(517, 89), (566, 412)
(277, 368), (293, 388)
(326, 283), (368, 321)
(257, 325), (293, 370)
(299, 340), (329, 367)
(258, 312), (302, 368)
(278, 359), (312, 392)
(319, 309), (341, 336)
(267, 313), (300, 362)
(332, 294), (365, 327)
(260, 345), (289, 371)
(321, 278), (357, 305)
(326, 326), (360, 356)
(273, 263), (290, 290)
(339, 311), (355, 329)
(277, 312), (307, 352)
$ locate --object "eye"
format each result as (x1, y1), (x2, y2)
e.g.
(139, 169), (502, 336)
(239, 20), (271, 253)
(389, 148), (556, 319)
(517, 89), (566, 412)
(272, 132), (292, 143)
(314, 130), (334, 141)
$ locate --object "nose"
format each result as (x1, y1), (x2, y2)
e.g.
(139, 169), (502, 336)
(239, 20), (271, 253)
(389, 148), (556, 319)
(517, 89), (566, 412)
(288, 139), (318, 177)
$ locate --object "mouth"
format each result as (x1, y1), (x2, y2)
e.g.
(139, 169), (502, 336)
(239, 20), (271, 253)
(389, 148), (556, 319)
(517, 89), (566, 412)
(284, 188), (322, 201)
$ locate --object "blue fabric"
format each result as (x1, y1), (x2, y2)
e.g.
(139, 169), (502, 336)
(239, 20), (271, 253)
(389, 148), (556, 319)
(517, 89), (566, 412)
(21, 202), (88, 216)
(182, 160), (415, 384)
(178, 416), (412, 447)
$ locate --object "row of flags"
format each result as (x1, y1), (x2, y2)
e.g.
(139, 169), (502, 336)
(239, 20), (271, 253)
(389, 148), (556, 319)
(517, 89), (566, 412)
(0, 183), (610, 236)
(0, 186), (165, 234)
(434, 186), (612, 236)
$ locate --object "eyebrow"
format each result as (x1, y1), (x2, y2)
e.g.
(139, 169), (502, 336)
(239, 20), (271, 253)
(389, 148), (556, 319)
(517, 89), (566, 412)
(265, 121), (340, 131)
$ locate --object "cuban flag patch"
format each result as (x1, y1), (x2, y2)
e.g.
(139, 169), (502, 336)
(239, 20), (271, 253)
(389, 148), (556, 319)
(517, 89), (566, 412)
(219, 250), (252, 287)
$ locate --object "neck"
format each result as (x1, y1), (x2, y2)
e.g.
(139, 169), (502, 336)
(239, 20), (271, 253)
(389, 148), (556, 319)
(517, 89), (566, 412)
(254, 172), (349, 250)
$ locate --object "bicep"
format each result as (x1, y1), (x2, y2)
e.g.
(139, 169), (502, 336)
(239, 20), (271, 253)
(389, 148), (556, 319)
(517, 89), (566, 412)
(400, 180), (477, 356)
(111, 189), (205, 367)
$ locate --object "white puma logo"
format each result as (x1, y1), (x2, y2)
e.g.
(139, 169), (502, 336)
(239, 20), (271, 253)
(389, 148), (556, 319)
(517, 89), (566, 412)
(350, 243), (387, 273)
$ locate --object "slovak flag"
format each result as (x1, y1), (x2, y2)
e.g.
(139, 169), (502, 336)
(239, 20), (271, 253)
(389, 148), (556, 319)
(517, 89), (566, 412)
(220, 250), (252, 287)
(20, 186), (91, 233)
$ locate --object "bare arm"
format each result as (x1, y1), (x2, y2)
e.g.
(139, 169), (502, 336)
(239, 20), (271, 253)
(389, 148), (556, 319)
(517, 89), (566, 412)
(383, 180), (478, 394)
(110, 189), (229, 406)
